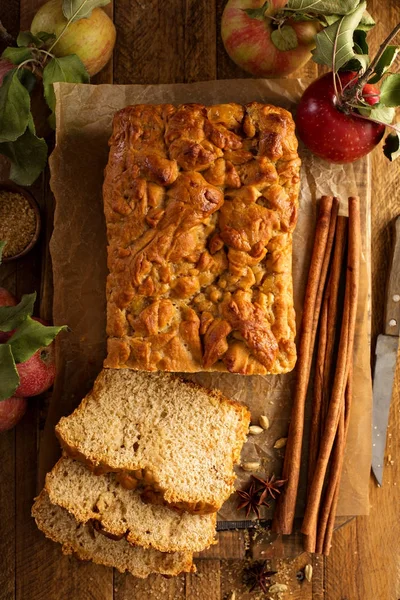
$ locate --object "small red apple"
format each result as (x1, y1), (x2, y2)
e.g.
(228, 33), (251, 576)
(13, 317), (56, 397)
(0, 287), (17, 343)
(221, 0), (320, 77)
(31, 0), (116, 76)
(0, 397), (27, 432)
(362, 82), (380, 106)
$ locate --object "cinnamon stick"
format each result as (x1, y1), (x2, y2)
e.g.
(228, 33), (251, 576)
(307, 298), (328, 490)
(322, 365), (353, 555)
(273, 196), (334, 535)
(301, 197), (360, 539)
(315, 401), (345, 553)
(311, 197), (339, 351)
(307, 199), (339, 489)
(320, 217), (348, 434)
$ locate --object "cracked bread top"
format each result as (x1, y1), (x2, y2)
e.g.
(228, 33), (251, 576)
(103, 102), (300, 375)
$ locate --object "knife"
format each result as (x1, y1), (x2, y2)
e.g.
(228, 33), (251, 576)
(371, 215), (400, 486)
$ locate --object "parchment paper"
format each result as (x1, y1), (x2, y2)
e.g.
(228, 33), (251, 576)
(43, 79), (372, 521)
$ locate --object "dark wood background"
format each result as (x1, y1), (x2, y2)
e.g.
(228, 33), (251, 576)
(0, 1), (399, 598)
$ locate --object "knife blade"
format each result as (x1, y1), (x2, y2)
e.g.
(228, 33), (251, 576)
(371, 215), (400, 486)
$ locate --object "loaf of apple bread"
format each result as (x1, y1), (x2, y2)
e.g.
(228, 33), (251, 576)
(103, 102), (300, 375)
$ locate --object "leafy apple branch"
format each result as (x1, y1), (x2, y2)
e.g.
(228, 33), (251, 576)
(310, 2), (400, 161)
(0, 0), (110, 185)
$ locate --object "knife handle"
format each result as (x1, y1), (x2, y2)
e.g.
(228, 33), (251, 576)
(384, 215), (400, 336)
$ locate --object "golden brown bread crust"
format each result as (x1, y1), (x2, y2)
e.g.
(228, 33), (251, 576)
(103, 102), (300, 374)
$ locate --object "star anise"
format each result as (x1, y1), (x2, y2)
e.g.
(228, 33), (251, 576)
(243, 561), (278, 593)
(252, 474), (287, 503)
(236, 480), (270, 518)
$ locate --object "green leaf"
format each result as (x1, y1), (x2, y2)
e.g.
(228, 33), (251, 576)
(19, 68), (37, 94)
(357, 10), (375, 31)
(0, 240), (6, 264)
(1, 46), (33, 65)
(353, 29), (368, 54)
(244, 1), (269, 19)
(370, 105), (395, 124)
(287, 0), (360, 15)
(290, 12), (324, 22)
(0, 293), (36, 332)
(324, 14), (340, 25)
(369, 46), (399, 84)
(312, 1), (367, 71)
(7, 316), (67, 364)
(341, 28), (369, 72)
(62, 0), (111, 22)
(383, 132), (400, 162)
(0, 68), (31, 143)
(0, 115), (47, 186)
(359, 105), (395, 124)
(17, 30), (56, 48)
(271, 25), (298, 51)
(379, 73), (400, 107)
(0, 344), (19, 401)
(43, 55), (89, 128)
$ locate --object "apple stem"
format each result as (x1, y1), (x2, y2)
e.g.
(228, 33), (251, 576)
(17, 58), (41, 71)
(354, 22), (400, 91)
(47, 1), (89, 55)
(331, 22), (340, 102)
(36, 48), (55, 66)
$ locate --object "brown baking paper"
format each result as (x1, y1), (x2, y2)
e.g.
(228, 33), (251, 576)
(42, 79), (372, 522)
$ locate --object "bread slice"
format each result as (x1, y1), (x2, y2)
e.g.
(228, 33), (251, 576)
(32, 491), (194, 578)
(56, 369), (250, 514)
(45, 456), (217, 553)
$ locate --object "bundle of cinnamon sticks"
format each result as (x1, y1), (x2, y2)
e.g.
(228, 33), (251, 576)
(272, 195), (361, 555)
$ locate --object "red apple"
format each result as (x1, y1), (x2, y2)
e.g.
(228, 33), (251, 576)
(0, 287), (17, 343)
(14, 343), (56, 397)
(13, 317), (56, 397)
(221, 0), (320, 77)
(31, 0), (116, 76)
(362, 82), (380, 106)
(296, 72), (385, 164)
(0, 397), (27, 432)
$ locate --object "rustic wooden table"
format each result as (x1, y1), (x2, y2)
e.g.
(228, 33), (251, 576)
(1, 1), (399, 599)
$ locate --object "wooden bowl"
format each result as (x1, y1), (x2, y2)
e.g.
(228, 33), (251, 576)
(0, 182), (41, 262)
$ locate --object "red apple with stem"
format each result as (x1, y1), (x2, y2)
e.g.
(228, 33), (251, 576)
(13, 317), (56, 397)
(221, 0), (320, 77)
(296, 72), (385, 164)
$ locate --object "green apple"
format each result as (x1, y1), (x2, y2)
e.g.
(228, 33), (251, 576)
(31, 0), (116, 76)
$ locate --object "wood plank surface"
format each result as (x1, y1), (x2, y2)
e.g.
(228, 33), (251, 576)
(0, 0), (399, 598)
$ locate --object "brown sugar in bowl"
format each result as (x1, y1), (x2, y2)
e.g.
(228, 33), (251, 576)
(0, 182), (41, 262)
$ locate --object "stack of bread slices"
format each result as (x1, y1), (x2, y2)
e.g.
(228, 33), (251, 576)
(33, 369), (250, 577)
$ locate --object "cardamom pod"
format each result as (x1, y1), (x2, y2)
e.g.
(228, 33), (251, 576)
(273, 437), (287, 449)
(268, 583), (288, 593)
(249, 425), (263, 435)
(241, 461), (260, 472)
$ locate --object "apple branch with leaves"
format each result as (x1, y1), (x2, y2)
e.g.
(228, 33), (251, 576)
(0, 241), (67, 401)
(0, 0), (111, 186)
(243, 0), (375, 53)
(309, 1), (400, 161)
